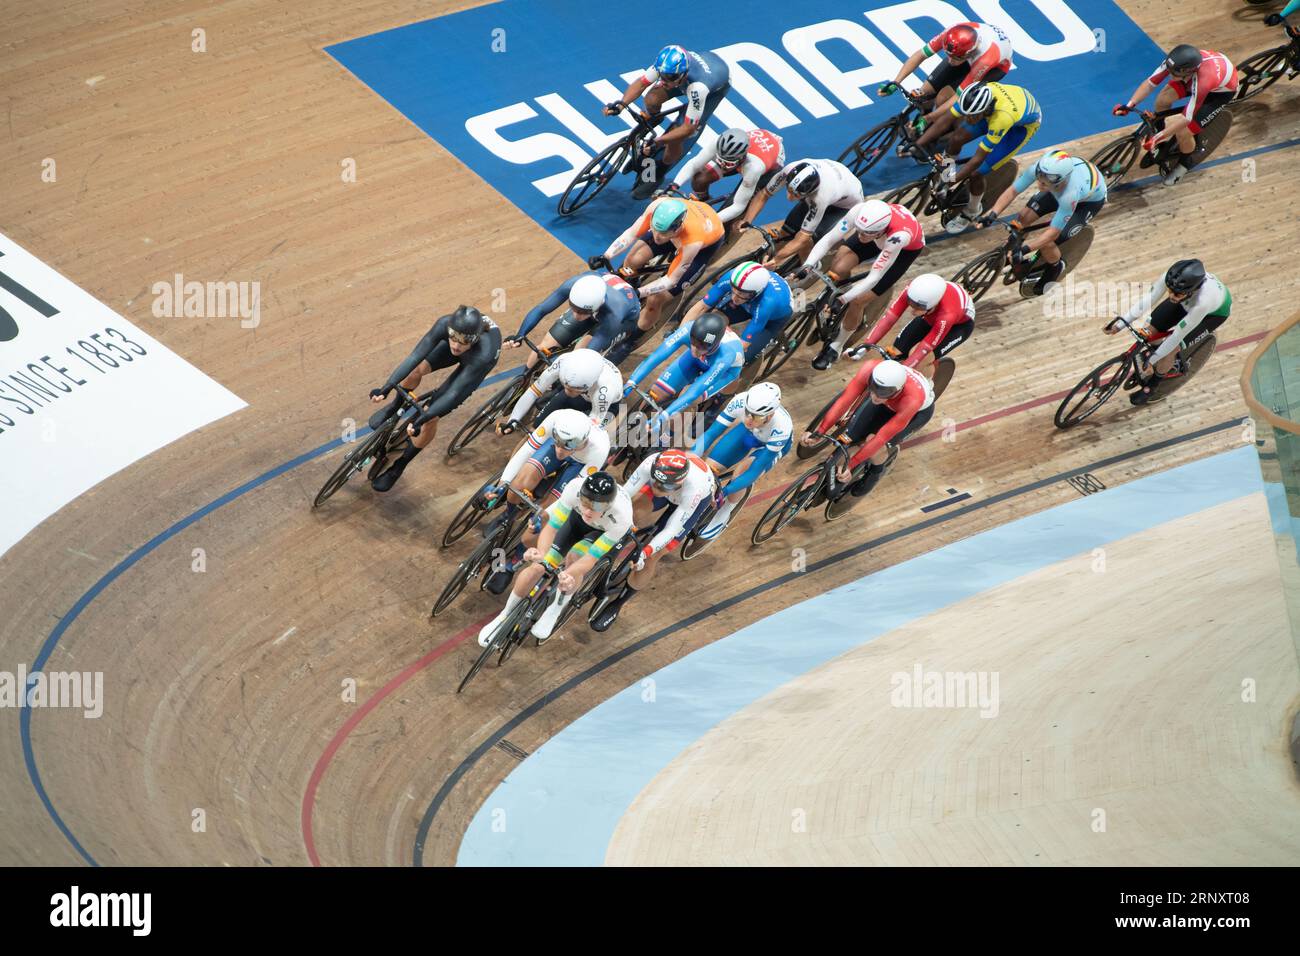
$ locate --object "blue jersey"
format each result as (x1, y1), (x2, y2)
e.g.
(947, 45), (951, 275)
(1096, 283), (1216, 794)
(517, 272), (640, 348)
(685, 50), (730, 95)
(627, 319), (745, 421)
(701, 271), (794, 344)
(690, 391), (793, 495)
(1013, 157), (1108, 233)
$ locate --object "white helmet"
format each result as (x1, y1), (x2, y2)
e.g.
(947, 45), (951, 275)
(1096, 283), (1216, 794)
(852, 199), (893, 236)
(550, 408), (593, 450)
(743, 382), (782, 418)
(558, 348), (604, 391)
(729, 261), (770, 296)
(905, 273), (947, 311)
(568, 274), (608, 312)
(869, 360), (909, 400)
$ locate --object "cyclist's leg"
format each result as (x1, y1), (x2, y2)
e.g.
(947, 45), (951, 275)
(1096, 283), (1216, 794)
(840, 246), (919, 344)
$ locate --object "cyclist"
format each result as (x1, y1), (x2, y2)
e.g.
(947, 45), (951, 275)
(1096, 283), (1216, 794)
(689, 381), (792, 538)
(498, 348), (623, 435)
(802, 359), (935, 499)
(477, 471), (634, 646)
(852, 273), (975, 383)
(595, 195), (725, 362)
(914, 81), (1043, 233)
(1107, 258), (1231, 405)
(481, 407), (611, 591)
(1265, 3), (1299, 25)
(880, 20), (1014, 130)
(739, 158), (865, 266)
(668, 127), (786, 233)
(508, 271), (640, 368)
(622, 312), (746, 433)
(676, 261), (793, 367)
(1113, 44), (1237, 187)
(978, 149), (1107, 296)
(590, 448), (717, 631)
(796, 198), (926, 370)
(604, 44), (732, 199)
(367, 306), (501, 493)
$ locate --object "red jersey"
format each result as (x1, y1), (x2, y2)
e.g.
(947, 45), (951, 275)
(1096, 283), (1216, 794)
(746, 129), (784, 172)
(817, 359), (935, 468)
(928, 22), (1014, 88)
(1145, 50), (1238, 133)
(884, 204), (925, 251)
(867, 281), (974, 366)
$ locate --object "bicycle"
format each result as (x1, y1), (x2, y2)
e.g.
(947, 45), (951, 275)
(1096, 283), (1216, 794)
(951, 219), (1095, 303)
(796, 344), (956, 460)
(1090, 106), (1233, 189)
(557, 104), (687, 216)
(446, 336), (571, 458)
(663, 222), (779, 333)
(837, 88), (935, 180)
(431, 478), (556, 617)
(1235, 24), (1300, 102)
(883, 144), (1020, 234)
(312, 385), (424, 508)
(677, 467), (755, 560)
(750, 439), (899, 544)
(1054, 315), (1218, 429)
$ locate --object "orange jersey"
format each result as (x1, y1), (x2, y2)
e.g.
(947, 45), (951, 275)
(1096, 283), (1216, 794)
(636, 198), (724, 271)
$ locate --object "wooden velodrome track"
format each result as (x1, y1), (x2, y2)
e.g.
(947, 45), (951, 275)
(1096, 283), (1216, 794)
(1, 0), (1297, 866)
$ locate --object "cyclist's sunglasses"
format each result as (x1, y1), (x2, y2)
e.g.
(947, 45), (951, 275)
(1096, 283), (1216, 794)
(449, 330), (480, 346)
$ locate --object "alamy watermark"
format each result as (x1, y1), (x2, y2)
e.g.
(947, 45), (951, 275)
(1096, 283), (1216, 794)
(890, 664), (999, 719)
(151, 272), (261, 328)
(1041, 275), (1151, 321)
(0, 666), (103, 718)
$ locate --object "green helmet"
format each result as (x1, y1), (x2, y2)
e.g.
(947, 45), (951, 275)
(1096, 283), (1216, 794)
(651, 197), (688, 234)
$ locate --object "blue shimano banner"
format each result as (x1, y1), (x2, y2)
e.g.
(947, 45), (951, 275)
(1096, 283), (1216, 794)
(327, 0), (1161, 259)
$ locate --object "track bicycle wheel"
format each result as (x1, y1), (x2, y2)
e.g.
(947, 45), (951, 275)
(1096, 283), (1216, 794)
(1054, 354), (1130, 429)
(838, 119), (902, 179)
(312, 426), (390, 508)
(1235, 46), (1290, 102)
(457, 599), (530, 694)
(750, 463), (823, 545)
(1090, 133), (1140, 189)
(558, 137), (634, 216)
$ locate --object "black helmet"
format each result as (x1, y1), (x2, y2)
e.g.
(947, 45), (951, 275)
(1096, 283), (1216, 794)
(580, 470), (617, 508)
(1164, 259), (1206, 295)
(449, 305), (484, 341)
(1164, 44), (1202, 76)
(689, 311), (728, 353)
(786, 162), (821, 197)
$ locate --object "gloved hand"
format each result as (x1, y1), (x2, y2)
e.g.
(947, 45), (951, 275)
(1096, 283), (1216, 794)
(622, 381), (636, 399)
(1111, 103), (1132, 117)
(528, 513), (545, 534)
(603, 102), (625, 116)
(496, 419), (519, 436)
(976, 211), (998, 227)
(939, 160), (959, 185)
(793, 266), (810, 281)
(1264, 13), (1283, 27)
(587, 254), (612, 272)
(877, 81), (900, 97)
(1103, 316), (1124, 335)
(369, 387), (390, 400)
(634, 546), (650, 572)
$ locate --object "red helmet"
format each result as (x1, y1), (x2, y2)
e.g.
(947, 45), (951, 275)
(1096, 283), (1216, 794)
(944, 24), (979, 60)
(650, 449), (691, 490)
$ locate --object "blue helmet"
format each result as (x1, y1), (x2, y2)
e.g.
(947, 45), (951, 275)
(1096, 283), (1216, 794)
(654, 45), (689, 80)
(1034, 150), (1075, 186)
